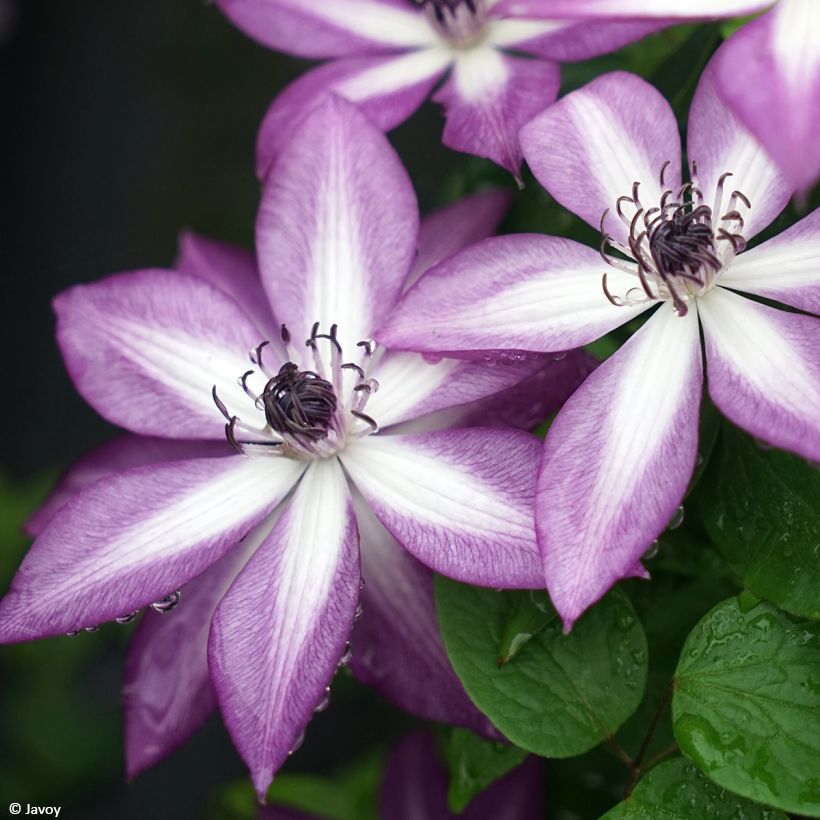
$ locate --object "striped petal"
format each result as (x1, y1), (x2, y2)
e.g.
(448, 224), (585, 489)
(495, 0), (771, 18)
(538, 304), (702, 629)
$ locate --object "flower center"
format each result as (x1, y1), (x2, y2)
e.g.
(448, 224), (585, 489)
(412, 0), (486, 47)
(600, 161), (750, 317)
(213, 324), (380, 461)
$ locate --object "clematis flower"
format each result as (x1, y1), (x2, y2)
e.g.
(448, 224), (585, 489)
(259, 730), (544, 820)
(379, 68), (820, 630)
(712, 0), (820, 195)
(0, 97), (591, 797)
(216, 0), (768, 180)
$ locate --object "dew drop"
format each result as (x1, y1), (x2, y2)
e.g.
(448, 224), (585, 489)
(553, 351), (567, 361)
(354, 602), (364, 622)
(314, 686), (331, 713)
(115, 610), (140, 625)
(359, 578), (366, 592)
(287, 730), (305, 756)
(66, 630), (80, 638)
(150, 590), (181, 614)
(643, 540), (660, 560)
(338, 642), (353, 668)
(696, 452), (704, 467)
(83, 625), (99, 633)
(668, 505), (685, 530)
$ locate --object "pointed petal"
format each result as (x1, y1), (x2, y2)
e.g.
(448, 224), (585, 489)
(0, 456), (304, 642)
(257, 96), (419, 351)
(256, 50), (450, 179)
(175, 232), (278, 340)
(379, 234), (647, 355)
(216, 0), (435, 59)
(688, 62), (792, 242)
(407, 188), (512, 291)
(366, 348), (552, 430)
(713, 0), (820, 194)
(520, 71), (681, 245)
(720, 208), (820, 315)
(495, 0), (771, 18)
(123, 515), (276, 778)
(699, 287), (820, 462)
(352, 498), (497, 736)
(342, 429), (542, 588)
(25, 436), (230, 537)
(54, 270), (268, 440)
(488, 17), (665, 62)
(209, 459), (360, 798)
(538, 304), (702, 629)
(433, 49), (560, 176)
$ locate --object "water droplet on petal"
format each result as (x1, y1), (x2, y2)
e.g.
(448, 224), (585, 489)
(288, 731), (305, 756)
(338, 642), (353, 668)
(150, 590), (181, 614)
(115, 610), (140, 625)
(66, 630), (80, 638)
(354, 602), (364, 622)
(83, 625), (99, 633)
(643, 540), (660, 560)
(668, 505), (685, 530)
(696, 452), (704, 467)
(553, 351), (567, 361)
(314, 686), (331, 713)
(359, 578), (366, 592)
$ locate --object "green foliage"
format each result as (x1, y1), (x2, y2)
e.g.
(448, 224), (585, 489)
(673, 596), (820, 816)
(435, 579), (647, 758)
(602, 758), (788, 819)
(441, 728), (528, 813)
(692, 424), (820, 619)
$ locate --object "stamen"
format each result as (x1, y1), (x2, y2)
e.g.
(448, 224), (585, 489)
(262, 362), (338, 442)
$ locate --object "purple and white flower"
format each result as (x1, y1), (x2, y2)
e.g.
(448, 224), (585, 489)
(713, 0), (820, 195)
(217, 0), (769, 180)
(0, 97), (592, 796)
(380, 68), (820, 630)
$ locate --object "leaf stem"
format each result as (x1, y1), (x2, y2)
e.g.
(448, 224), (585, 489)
(623, 682), (674, 797)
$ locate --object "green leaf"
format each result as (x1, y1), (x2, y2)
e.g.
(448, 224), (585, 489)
(602, 758), (788, 819)
(497, 589), (554, 665)
(443, 729), (528, 813)
(435, 579), (647, 757)
(673, 596), (820, 816)
(692, 424), (820, 619)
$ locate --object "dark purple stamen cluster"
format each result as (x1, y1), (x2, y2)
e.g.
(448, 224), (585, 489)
(262, 362), (338, 442)
(411, 0), (476, 23)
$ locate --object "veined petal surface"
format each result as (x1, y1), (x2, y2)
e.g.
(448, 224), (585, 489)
(0, 456), (304, 641)
(257, 97), (419, 351)
(256, 50), (450, 179)
(380, 235), (648, 355)
(538, 304), (702, 629)
(216, 0), (435, 59)
(520, 71), (681, 246)
(714, 0), (820, 194)
(351, 498), (496, 736)
(687, 64), (792, 242)
(699, 287), (820, 463)
(123, 515), (276, 778)
(342, 428), (542, 588)
(209, 459), (360, 799)
(54, 270), (267, 440)
(720, 208), (820, 315)
(434, 49), (560, 176)
(495, 0), (771, 19)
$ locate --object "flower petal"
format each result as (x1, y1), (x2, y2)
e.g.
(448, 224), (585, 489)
(495, 0), (771, 18)
(713, 0), (820, 194)
(488, 17), (666, 62)
(407, 188), (512, 291)
(687, 62), (792, 242)
(256, 50), (451, 179)
(55, 270), (268, 440)
(699, 287), (820, 462)
(208, 459), (360, 799)
(123, 515), (275, 778)
(175, 232), (278, 340)
(25, 436), (230, 538)
(216, 0), (435, 59)
(433, 49), (560, 176)
(341, 428), (542, 588)
(351, 497), (497, 736)
(720, 208), (820, 315)
(0, 456), (304, 642)
(379, 234), (648, 355)
(257, 96), (419, 351)
(366, 349), (552, 430)
(520, 71), (681, 245)
(538, 304), (702, 629)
